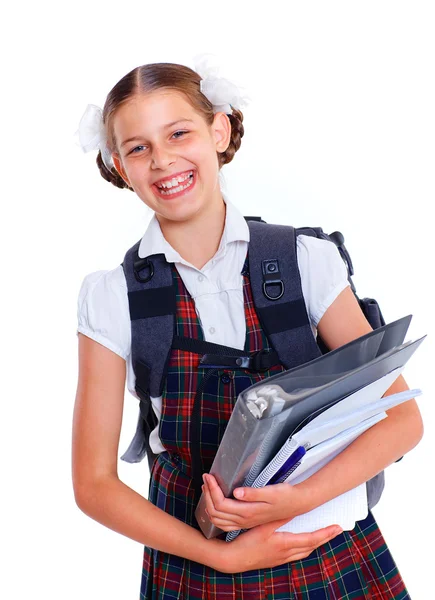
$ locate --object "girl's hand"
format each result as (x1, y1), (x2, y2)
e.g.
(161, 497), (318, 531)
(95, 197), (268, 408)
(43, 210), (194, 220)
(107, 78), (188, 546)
(202, 473), (305, 531)
(217, 516), (343, 574)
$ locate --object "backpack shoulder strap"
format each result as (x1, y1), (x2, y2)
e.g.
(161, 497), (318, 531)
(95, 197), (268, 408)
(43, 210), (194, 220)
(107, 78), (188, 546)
(120, 240), (176, 467)
(122, 241), (176, 397)
(246, 220), (321, 370)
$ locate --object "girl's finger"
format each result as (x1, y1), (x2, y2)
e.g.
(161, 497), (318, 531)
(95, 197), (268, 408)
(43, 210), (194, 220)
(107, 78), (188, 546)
(208, 516), (241, 530)
(272, 525), (342, 549)
(285, 548), (317, 562)
(278, 526), (342, 548)
(204, 475), (260, 518)
(202, 485), (243, 525)
(286, 545), (316, 558)
(202, 481), (220, 514)
(213, 523), (240, 532)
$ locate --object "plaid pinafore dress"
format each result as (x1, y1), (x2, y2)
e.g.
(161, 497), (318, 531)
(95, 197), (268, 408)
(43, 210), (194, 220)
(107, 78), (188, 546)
(139, 256), (410, 600)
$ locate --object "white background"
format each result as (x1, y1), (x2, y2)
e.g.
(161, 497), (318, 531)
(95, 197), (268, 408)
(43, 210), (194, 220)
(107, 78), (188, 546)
(2, 1), (434, 598)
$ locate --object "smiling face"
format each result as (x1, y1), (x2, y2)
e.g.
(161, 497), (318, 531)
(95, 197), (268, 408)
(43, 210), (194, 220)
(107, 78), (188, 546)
(111, 89), (231, 224)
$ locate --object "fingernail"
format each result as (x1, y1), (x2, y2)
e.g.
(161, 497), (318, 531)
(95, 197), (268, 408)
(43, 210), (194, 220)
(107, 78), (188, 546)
(202, 474), (207, 483)
(234, 489), (244, 498)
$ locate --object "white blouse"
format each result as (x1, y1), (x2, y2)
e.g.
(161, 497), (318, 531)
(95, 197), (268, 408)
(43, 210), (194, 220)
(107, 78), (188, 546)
(76, 195), (350, 454)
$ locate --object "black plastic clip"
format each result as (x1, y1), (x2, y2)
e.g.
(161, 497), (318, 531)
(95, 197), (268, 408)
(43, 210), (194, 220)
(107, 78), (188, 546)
(237, 349), (277, 371)
(262, 259), (284, 301)
(133, 257), (154, 283)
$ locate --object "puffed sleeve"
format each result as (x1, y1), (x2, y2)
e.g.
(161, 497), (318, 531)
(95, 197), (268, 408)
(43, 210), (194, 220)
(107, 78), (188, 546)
(296, 234), (351, 328)
(76, 266), (131, 360)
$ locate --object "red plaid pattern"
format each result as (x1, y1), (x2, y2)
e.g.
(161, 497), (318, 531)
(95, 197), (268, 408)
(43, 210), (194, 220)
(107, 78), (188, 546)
(140, 258), (410, 599)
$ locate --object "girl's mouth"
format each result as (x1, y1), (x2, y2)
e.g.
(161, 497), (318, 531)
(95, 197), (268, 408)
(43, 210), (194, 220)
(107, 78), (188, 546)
(153, 171), (196, 200)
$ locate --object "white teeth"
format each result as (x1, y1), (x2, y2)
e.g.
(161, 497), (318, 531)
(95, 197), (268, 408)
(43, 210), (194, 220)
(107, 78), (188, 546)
(157, 173), (194, 195)
(157, 171), (193, 189)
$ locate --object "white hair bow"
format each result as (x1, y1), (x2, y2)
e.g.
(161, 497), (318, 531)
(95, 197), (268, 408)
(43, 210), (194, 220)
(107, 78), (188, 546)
(74, 104), (114, 171)
(192, 52), (252, 114)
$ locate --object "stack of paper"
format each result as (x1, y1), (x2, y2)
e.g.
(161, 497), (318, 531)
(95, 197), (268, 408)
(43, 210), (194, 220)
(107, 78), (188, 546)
(195, 315), (425, 540)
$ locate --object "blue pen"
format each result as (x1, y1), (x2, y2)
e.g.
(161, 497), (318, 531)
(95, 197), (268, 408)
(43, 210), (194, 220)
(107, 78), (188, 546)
(266, 446), (307, 485)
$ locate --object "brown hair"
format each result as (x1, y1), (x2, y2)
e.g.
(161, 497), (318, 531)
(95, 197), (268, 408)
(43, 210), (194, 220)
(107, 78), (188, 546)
(96, 63), (245, 191)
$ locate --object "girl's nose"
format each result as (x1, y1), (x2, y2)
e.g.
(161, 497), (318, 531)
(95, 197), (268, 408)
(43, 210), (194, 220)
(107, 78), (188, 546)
(151, 145), (176, 170)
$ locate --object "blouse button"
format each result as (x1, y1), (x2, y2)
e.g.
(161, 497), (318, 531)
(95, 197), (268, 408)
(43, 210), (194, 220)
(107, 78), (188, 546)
(209, 327), (215, 334)
(198, 274), (204, 282)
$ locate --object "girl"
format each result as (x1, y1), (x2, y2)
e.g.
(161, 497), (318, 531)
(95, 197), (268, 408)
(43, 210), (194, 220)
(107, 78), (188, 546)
(73, 55), (423, 599)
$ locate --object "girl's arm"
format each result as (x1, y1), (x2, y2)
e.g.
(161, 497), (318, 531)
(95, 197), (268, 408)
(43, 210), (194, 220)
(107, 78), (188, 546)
(72, 334), (342, 573)
(72, 334), (223, 568)
(202, 286), (424, 530)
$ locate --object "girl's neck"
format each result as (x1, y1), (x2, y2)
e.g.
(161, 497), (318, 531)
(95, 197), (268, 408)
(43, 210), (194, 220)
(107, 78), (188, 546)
(157, 195), (227, 270)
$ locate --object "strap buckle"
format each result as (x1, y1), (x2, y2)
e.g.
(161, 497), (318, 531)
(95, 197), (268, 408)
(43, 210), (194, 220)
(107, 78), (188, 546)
(262, 259), (285, 300)
(133, 257), (154, 283)
(199, 348), (277, 372)
(248, 349), (276, 371)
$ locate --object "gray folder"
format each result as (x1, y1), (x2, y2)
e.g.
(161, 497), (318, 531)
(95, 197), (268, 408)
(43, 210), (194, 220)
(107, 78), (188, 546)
(195, 315), (423, 538)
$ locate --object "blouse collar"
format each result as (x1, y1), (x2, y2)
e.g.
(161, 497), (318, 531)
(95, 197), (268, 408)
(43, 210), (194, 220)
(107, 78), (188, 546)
(138, 193), (250, 266)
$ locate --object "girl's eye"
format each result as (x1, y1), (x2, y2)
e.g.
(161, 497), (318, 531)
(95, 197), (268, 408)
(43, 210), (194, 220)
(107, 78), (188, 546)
(130, 145), (147, 154)
(172, 130), (188, 139)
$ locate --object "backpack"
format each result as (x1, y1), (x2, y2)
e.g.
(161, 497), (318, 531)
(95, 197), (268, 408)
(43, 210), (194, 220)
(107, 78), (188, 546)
(120, 217), (388, 509)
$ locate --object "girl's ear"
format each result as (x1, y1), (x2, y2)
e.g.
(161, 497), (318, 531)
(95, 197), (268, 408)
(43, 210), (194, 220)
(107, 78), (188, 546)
(112, 153), (131, 186)
(212, 112), (232, 153)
